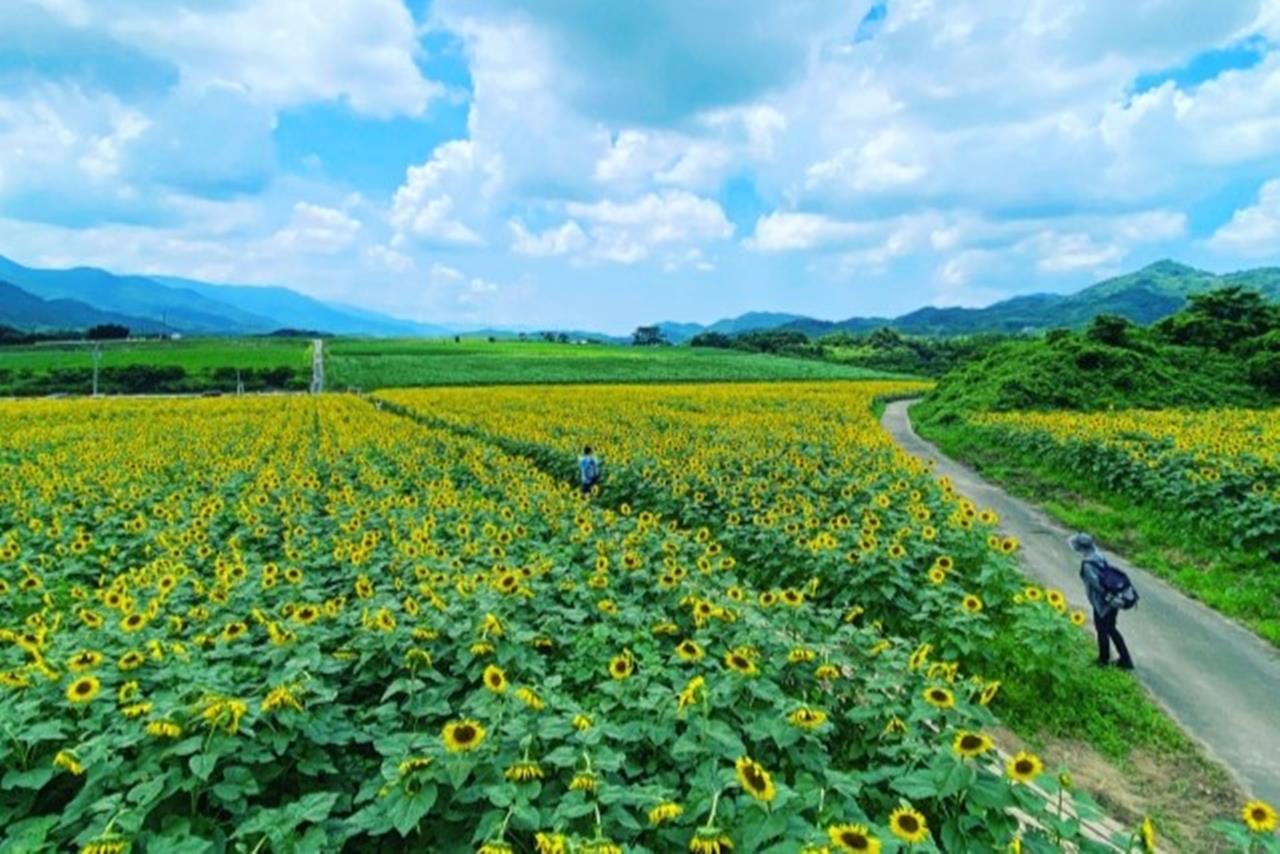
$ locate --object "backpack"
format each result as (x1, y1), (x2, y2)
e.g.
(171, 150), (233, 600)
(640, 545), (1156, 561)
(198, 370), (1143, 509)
(1093, 557), (1139, 610)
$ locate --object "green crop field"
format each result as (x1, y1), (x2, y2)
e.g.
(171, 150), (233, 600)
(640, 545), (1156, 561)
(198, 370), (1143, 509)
(325, 339), (901, 388)
(0, 338), (311, 396)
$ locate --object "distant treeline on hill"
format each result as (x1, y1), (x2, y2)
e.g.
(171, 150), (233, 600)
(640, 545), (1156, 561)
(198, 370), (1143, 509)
(916, 286), (1280, 424)
(689, 326), (1007, 378)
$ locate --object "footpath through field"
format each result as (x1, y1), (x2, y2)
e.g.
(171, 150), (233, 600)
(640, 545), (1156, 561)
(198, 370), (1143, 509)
(882, 399), (1280, 806)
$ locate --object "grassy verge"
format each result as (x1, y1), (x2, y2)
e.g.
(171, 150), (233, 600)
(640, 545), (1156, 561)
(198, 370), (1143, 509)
(909, 415), (1256, 849)
(915, 419), (1280, 648)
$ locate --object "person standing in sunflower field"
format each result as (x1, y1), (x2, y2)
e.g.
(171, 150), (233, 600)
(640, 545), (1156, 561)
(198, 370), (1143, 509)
(1069, 532), (1135, 670)
(578, 446), (602, 496)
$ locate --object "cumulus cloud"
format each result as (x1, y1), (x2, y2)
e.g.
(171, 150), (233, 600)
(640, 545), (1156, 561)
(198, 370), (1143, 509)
(97, 0), (441, 117)
(561, 190), (734, 264)
(509, 220), (589, 257)
(270, 203), (361, 254)
(390, 141), (503, 247)
(744, 212), (877, 252)
(1208, 178), (1280, 257)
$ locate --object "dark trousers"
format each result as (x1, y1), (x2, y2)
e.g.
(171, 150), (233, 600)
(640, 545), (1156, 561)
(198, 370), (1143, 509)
(1094, 608), (1132, 666)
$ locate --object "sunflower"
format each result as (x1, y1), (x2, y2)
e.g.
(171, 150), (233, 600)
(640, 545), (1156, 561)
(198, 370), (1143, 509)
(1005, 750), (1043, 784)
(677, 675), (706, 713)
(815, 663), (840, 680)
(66, 675), (101, 704)
(927, 568), (946, 585)
(689, 829), (734, 854)
(999, 536), (1019, 554)
(1024, 586), (1043, 602)
(961, 594), (983, 614)
(675, 639), (704, 662)
(788, 706), (828, 731)
(67, 650), (103, 672)
(781, 588), (804, 606)
(648, 801), (683, 825)
(145, 720), (182, 738)
(888, 806), (929, 845)
(1070, 609), (1087, 627)
(120, 613), (147, 633)
(483, 664), (508, 694)
(117, 650), (145, 671)
(515, 687), (544, 710)
(827, 823), (882, 854)
(568, 771), (597, 791)
(1242, 800), (1277, 833)
(1139, 817), (1156, 853)
(979, 680), (1001, 706)
(572, 713), (593, 731)
(442, 719), (486, 753)
(608, 653), (634, 680)
(724, 650), (757, 676)
(951, 730), (993, 759)
(504, 761), (544, 783)
(923, 687), (955, 709)
(535, 833), (568, 854)
(734, 756), (775, 803)
(53, 750), (84, 775)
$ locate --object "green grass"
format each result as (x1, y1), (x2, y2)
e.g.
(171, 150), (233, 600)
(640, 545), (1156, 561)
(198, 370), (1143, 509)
(0, 338), (312, 395)
(326, 339), (907, 388)
(916, 419), (1280, 648)
(0, 338), (311, 372)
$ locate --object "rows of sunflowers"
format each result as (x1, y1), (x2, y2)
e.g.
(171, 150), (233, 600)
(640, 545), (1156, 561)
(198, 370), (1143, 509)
(964, 408), (1280, 557)
(0, 385), (1272, 852)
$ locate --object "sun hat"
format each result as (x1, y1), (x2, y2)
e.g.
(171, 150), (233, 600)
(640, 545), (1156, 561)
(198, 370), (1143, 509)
(1067, 533), (1095, 554)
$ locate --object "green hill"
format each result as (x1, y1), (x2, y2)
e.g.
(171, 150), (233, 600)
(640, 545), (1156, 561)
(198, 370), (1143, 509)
(0, 280), (172, 334)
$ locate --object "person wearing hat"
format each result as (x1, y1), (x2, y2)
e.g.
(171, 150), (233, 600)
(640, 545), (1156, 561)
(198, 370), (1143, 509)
(1069, 532), (1134, 670)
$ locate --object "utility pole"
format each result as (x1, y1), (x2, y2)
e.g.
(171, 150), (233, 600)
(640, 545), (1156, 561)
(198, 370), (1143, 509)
(91, 343), (102, 397)
(310, 339), (324, 394)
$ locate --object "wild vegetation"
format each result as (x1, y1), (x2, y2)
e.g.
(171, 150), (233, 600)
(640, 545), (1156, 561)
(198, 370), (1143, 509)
(912, 287), (1280, 649)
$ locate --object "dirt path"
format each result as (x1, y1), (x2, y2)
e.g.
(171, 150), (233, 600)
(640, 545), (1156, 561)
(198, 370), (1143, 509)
(882, 399), (1280, 806)
(310, 338), (324, 393)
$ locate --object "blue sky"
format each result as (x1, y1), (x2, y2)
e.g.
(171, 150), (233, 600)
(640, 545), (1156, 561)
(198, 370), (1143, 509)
(3, 0), (1280, 332)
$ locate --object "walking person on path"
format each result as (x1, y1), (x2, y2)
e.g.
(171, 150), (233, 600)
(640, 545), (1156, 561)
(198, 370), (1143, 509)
(579, 446), (602, 496)
(1069, 532), (1135, 670)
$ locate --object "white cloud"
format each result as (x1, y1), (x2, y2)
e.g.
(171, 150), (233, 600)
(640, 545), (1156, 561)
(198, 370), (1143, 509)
(509, 220), (589, 257)
(744, 212), (876, 252)
(391, 141), (503, 247)
(106, 0), (441, 117)
(1208, 178), (1280, 257)
(271, 202), (361, 254)
(561, 190), (734, 264)
(366, 243), (414, 272)
(1031, 231), (1126, 272)
(429, 263), (465, 283)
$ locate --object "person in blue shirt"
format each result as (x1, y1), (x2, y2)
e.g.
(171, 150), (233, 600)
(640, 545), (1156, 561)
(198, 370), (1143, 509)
(578, 446), (601, 495)
(1069, 532), (1134, 670)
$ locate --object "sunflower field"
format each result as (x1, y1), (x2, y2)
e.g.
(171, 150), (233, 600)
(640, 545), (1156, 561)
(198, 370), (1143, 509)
(965, 408), (1280, 557)
(0, 385), (1265, 852)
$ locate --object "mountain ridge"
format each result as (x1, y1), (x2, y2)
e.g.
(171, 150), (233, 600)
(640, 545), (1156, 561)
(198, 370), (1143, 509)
(657, 260), (1280, 341)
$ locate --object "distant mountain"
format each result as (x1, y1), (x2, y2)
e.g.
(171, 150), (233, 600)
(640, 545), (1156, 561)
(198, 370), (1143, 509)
(0, 256), (277, 333)
(150, 276), (451, 337)
(0, 255), (463, 337)
(659, 261), (1280, 340)
(659, 312), (813, 343)
(0, 280), (173, 334)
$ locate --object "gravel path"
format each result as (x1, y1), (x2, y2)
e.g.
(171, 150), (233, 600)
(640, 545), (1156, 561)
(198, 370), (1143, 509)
(882, 399), (1280, 805)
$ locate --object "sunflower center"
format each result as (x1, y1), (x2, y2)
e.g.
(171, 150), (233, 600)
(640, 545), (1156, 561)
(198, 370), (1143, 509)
(840, 832), (868, 850)
(1016, 760), (1033, 774)
(455, 725), (476, 743)
(743, 766), (766, 790)
(75, 681), (91, 695)
(898, 815), (919, 833)
(961, 735), (981, 750)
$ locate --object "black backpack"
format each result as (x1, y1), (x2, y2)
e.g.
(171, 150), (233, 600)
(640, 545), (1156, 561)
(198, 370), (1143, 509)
(1093, 557), (1139, 610)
